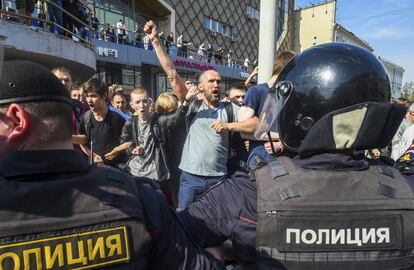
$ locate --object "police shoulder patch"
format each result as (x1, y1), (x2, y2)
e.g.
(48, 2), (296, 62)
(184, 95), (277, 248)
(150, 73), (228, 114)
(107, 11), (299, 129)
(0, 226), (131, 269)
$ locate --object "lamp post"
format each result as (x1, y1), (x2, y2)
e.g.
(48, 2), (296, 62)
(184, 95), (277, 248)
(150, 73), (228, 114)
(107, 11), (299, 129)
(258, 0), (278, 83)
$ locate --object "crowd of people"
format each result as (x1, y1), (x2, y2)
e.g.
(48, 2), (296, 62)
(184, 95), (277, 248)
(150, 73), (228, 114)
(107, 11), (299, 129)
(1, 18), (414, 269)
(2, 0), (98, 42)
(98, 22), (252, 70)
(2, 1), (254, 69)
(50, 19), (414, 211)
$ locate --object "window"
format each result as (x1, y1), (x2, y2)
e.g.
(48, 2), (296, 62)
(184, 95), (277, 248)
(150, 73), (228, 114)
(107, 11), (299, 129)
(203, 17), (210, 28)
(203, 16), (233, 37)
(87, 0), (147, 36)
(211, 20), (218, 31)
(217, 22), (223, 34)
(122, 66), (135, 88)
(246, 5), (260, 20)
(156, 72), (196, 94)
(277, 0), (289, 40)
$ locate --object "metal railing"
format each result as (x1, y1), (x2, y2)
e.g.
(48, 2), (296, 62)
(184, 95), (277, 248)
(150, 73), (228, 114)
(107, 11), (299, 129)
(0, 0), (253, 71)
(96, 23), (253, 71)
(0, 0), (94, 48)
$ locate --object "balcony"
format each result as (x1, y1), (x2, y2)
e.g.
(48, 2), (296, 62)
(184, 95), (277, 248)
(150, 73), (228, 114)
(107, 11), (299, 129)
(0, 1), (96, 81)
(93, 30), (254, 81)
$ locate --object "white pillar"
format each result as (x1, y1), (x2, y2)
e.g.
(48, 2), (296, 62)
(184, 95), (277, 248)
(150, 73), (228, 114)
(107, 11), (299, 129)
(258, 0), (278, 83)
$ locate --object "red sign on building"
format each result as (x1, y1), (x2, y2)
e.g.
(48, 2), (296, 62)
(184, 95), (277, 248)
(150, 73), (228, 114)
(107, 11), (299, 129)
(173, 59), (216, 71)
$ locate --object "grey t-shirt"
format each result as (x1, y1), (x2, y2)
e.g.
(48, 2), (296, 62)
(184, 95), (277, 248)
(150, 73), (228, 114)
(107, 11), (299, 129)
(179, 102), (239, 176)
(127, 118), (159, 180)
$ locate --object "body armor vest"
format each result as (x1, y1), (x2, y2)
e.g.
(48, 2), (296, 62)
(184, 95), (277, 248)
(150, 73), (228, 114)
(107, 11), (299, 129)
(255, 156), (414, 270)
(0, 166), (151, 270)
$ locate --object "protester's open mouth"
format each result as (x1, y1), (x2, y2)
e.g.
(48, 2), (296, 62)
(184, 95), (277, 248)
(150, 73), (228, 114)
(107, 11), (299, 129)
(88, 104), (95, 109)
(212, 90), (219, 97)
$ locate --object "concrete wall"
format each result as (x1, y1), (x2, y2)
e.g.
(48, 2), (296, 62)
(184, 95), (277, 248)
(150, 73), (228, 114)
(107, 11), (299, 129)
(294, 1), (336, 52)
(0, 21), (96, 80)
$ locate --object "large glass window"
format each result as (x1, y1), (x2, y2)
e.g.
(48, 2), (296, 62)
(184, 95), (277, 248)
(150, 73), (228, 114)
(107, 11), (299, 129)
(246, 5), (260, 20)
(203, 16), (233, 37)
(95, 62), (141, 93)
(156, 72), (196, 94)
(211, 20), (218, 31)
(122, 66), (135, 91)
(203, 17), (210, 28)
(87, 0), (147, 34)
(277, 0), (289, 39)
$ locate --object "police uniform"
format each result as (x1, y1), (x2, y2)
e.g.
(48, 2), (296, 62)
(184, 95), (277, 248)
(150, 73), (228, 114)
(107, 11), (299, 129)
(179, 43), (414, 269)
(0, 60), (223, 270)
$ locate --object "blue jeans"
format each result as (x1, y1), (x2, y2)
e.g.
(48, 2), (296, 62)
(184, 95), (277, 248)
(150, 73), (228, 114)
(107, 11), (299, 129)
(178, 171), (225, 209)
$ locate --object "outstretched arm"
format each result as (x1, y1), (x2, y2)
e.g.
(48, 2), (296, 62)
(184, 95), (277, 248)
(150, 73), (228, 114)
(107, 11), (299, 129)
(244, 66), (258, 88)
(211, 117), (257, 134)
(144, 20), (188, 102)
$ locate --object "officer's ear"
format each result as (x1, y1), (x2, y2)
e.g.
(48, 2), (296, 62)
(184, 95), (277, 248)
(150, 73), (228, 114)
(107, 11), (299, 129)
(4, 103), (30, 142)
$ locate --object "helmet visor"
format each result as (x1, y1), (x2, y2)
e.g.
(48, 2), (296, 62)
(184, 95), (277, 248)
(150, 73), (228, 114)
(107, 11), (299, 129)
(254, 81), (293, 140)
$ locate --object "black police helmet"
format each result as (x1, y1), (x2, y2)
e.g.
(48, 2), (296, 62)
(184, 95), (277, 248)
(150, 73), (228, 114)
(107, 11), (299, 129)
(277, 43), (391, 152)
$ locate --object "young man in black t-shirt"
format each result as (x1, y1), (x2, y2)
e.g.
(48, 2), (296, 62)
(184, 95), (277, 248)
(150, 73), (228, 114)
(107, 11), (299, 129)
(77, 78), (125, 167)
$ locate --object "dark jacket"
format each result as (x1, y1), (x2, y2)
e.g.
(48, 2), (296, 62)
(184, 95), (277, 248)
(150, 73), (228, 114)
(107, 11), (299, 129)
(179, 153), (414, 268)
(159, 105), (188, 177)
(121, 105), (189, 181)
(0, 150), (223, 270)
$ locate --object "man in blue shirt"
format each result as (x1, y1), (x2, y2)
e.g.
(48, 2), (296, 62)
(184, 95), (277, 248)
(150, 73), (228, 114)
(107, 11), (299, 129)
(238, 51), (296, 167)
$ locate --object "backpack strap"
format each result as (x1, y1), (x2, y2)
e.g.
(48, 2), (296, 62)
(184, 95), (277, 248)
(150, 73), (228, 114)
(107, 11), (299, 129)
(150, 113), (162, 144)
(131, 115), (140, 147)
(186, 99), (203, 132)
(224, 101), (234, 147)
(223, 101), (233, 123)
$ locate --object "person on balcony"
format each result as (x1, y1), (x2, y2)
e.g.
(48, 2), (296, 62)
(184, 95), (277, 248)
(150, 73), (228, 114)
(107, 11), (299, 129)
(116, 18), (126, 44)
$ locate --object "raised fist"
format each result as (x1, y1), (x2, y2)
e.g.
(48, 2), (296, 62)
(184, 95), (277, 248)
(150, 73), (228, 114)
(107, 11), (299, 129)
(144, 20), (157, 41)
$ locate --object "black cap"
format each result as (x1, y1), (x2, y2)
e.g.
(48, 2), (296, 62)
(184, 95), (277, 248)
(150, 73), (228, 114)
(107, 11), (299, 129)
(0, 60), (72, 106)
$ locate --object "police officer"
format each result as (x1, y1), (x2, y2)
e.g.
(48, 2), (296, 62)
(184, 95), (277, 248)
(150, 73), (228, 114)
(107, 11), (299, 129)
(178, 43), (414, 269)
(0, 60), (223, 270)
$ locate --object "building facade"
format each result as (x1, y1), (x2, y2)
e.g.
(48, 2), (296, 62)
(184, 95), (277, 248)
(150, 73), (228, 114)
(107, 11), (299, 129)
(2, 0), (295, 97)
(293, 0), (372, 52)
(162, 0), (295, 62)
(89, 0), (295, 95)
(379, 56), (405, 98)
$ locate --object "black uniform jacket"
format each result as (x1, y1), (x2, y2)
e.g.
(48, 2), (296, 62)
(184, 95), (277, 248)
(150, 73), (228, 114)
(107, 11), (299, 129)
(0, 149), (223, 270)
(178, 153), (414, 266)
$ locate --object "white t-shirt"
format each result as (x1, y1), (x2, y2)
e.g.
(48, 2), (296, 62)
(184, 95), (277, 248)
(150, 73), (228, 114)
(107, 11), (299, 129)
(177, 36), (183, 47)
(393, 124), (414, 161)
(116, 22), (125, 35)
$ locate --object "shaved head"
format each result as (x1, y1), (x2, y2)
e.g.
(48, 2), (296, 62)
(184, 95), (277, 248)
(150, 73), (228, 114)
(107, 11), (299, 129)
(198, 70), (219, 83)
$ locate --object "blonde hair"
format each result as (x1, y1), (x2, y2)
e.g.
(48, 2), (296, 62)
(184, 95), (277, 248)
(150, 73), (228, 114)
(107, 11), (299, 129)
(155, 92), (178, 114)
(272, 50), (296, 76)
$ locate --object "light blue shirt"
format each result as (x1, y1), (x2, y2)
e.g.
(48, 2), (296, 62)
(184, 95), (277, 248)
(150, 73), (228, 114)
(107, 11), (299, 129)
(179, 102), (239, 176)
